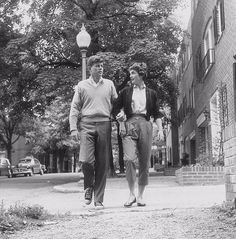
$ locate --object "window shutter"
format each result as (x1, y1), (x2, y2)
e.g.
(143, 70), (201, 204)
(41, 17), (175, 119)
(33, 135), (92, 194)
(220, 0), (225, 31)
(213, 6), (218, 44)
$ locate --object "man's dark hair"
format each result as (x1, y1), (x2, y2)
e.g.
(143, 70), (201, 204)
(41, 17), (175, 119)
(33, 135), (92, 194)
(87, 55), (103, 69)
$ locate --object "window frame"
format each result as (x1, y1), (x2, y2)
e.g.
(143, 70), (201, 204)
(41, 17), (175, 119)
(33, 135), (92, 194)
(203, 18), (214, 56)
(213, 0), (225, 44)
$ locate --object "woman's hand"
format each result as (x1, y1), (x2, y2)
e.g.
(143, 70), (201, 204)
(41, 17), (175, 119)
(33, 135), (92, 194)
(116, 110), (126, 122)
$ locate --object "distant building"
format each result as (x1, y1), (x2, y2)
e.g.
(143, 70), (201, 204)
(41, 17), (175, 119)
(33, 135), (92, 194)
(11, 137), (33, 165)
(176, 18), (196, 166)
(2, 137), (74, 173)
(0, 137), (32, 165)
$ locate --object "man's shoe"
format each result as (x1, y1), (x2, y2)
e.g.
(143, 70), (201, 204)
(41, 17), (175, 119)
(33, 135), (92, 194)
(94, 201), (104, 210)
(84, 187), (93, 205)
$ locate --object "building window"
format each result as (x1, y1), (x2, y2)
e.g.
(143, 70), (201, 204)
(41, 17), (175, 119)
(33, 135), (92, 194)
(190, 83), (195, 109)
(213, 0), (225, 44)
(196, 44), (202, 79)
(188, 87), (194, 114)
(200, 18), (215, 78)
(203, 18), (214, 55)
(183, 96), (187, 118)
(198, 126), (209, 156)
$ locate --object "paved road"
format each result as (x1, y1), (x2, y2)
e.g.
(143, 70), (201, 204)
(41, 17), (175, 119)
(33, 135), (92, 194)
(0, 173), (81, 213)
(0, 173), (226, 215)
(0, 172), (80, 189)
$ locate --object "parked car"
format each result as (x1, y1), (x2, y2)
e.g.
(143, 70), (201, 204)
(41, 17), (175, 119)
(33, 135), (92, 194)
(0, 157), (12, 178)
(11, 156), (44, 177)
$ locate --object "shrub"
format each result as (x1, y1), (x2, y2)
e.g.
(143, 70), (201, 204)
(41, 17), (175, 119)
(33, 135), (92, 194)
(0, 202), (50, 234)
(8, 204), (47, 220)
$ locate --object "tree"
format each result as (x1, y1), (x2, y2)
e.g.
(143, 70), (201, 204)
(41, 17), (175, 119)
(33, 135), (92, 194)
(26, 97), (80, 172)
(0, 0), (183, 170)
(0, 19), (38, 161)
(0, 0), (81, 162)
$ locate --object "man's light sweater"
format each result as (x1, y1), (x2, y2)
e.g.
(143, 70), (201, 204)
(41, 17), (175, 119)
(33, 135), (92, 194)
(69, 77), (117, 131)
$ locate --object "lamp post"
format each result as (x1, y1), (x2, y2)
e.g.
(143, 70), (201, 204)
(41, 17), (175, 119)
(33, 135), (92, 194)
(76, 23), (91, 81)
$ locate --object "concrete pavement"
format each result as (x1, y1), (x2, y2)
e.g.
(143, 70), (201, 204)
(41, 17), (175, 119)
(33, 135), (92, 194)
(52, 171), (226, 215)
(1, 170), (225, 215)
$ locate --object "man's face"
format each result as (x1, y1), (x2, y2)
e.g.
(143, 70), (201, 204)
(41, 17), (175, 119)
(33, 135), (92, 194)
(90, 62), (104, 78)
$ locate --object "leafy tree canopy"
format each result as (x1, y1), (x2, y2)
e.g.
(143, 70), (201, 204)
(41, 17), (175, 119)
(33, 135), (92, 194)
(0, 0), (184, 157)
(26, 97), (79, 154)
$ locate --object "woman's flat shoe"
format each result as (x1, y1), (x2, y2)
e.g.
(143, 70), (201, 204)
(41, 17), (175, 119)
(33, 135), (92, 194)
(137, 202), (146, 207)
(124, 197), (136, 207)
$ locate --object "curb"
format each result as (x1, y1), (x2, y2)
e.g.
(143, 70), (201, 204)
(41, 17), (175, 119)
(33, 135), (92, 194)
(53, 184), (84, 193)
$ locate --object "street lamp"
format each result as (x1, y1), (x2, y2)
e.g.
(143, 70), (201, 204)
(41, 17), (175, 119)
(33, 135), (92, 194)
(76, 23), (91, 81)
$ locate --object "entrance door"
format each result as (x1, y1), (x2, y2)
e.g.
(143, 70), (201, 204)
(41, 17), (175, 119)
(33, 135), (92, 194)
(190, 138), (196, 164)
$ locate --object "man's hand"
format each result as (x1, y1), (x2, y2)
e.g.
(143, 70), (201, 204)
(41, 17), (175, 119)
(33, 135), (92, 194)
(71, 130), (80, 141)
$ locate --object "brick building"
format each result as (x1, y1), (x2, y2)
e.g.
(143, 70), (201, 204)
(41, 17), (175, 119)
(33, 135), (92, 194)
(175, 0), (236, 204)
(176, 19), (196, 166)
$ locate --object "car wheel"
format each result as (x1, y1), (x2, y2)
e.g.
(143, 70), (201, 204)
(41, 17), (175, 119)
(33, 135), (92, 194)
(24, 173), (28, 177)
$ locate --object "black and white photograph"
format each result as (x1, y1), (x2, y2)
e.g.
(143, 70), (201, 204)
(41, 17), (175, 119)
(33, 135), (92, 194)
(1, 0), (236, 238)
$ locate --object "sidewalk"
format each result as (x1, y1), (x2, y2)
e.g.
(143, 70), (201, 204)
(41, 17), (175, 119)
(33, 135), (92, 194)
(2, 171), (232, 239)
(52, 170), (226, 215)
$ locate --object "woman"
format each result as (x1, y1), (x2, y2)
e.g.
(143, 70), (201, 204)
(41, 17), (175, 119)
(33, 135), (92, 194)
(115, 62), (164, 207)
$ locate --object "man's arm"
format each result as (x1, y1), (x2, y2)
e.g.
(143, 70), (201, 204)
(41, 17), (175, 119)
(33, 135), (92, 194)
(111, 81), (118, 102)
(69, 85), (82, 140)
(111, 87), (125, 118)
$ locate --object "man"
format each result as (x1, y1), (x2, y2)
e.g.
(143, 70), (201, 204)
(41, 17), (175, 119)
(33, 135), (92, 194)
(69, 55), (117, 209)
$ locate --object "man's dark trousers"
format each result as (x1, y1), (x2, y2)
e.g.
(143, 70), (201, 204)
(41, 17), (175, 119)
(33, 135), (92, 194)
(79, 121), (111, 203)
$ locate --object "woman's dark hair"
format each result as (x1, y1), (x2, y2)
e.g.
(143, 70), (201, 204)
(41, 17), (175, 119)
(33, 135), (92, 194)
(129, 62), (147, 77)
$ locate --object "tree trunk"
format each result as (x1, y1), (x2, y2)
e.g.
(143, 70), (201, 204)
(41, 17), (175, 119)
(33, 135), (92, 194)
(57, 153), (60, 173)
(6, 144), (12, 164)
(52, 151), (59, 173)
(59, 149), (65, 172)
